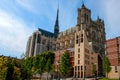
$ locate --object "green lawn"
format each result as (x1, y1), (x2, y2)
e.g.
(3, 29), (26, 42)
(99, 78), (118, 80)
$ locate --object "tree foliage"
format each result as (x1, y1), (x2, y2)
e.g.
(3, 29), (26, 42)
(33, 51), (55, 79)
(0, 56), (8, 79)
(0, 51), (55, 80)
(21, 57), (33, 80)
(103, 56), (111, 78)
(5, 59), (14, 80)
(60, 51), (71, 78)
(0, 56), (22, 80)
(92, 64), (96, 75)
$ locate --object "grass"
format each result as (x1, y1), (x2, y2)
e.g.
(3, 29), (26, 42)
(99, 78), (118, 80)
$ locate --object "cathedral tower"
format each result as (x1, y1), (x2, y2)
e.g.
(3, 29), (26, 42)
(77, 3), (91, 29)
(76, 3), (106, 75)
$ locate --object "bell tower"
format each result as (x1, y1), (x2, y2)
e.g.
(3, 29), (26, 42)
(77, 3), (91, 27)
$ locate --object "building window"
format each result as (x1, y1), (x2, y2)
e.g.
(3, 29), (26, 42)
(78, 48), (80, 52)
(81, 34), (83, 37)
(76, 35), (78, 44)
(91, 57), (93, 59)
(76, 40), (78, 44)
(115, 66), (118, 73)
(78, 54), (80, 58)
(76, 35), (78, 39)
(75, 66), (77, 71)
(78, 39), (80, 46)
(81, 38), (83, 43)
(81, 66), (83, 70)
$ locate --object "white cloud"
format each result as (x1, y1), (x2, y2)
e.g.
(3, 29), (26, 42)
(99, 0), (120, 39)
(0, 10), (34, 57)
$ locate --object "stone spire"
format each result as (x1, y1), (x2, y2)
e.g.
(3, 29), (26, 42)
(54, 7), (59, 37)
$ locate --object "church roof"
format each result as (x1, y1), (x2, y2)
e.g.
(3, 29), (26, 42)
(38, 28), (55, 37)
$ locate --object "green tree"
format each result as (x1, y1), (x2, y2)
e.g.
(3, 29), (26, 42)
(33, 51), (55, 80)
(92, 64), (96, 76)
(21, 57), (33, 80)
(38, 55), (46, 79)
(12, 58), (21, 80)
(103, 56), (111, 78)
(0, 56), (8, 79)
(33, 55), (40, 73)
(46, 58), (52, 80)
(44, 51), (55, 64)
(5, 59), (14, 80)
(45, 51), (55, 80)
(60, 51), (71, 79)
(33, 53), (46, 79)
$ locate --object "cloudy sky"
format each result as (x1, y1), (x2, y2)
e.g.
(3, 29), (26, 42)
(0, 0), (120, 58)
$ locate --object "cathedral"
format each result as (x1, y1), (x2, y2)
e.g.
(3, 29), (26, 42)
(25, 3), (106, 78)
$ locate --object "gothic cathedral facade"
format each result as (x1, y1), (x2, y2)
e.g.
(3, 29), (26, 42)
(26, 4), (106, 77)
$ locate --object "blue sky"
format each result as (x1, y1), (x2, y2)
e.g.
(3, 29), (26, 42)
(0, 0), (120, 58)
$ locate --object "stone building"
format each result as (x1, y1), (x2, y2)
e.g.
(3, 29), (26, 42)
(26, 3), (106, 77)
(74, 30), (98, 78)
(105, 37), (120, 79)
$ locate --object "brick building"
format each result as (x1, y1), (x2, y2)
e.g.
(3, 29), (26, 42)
(105, 37), (120, 78)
